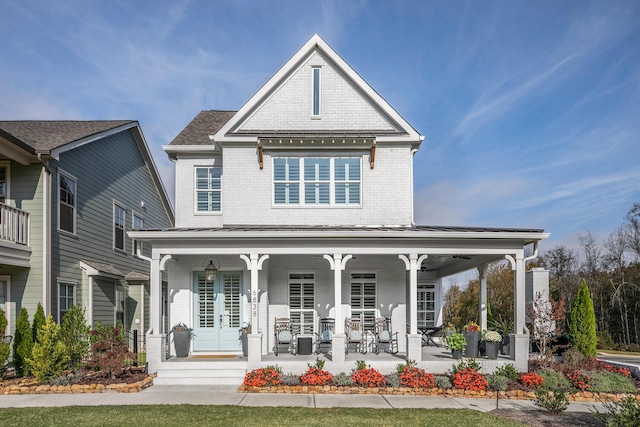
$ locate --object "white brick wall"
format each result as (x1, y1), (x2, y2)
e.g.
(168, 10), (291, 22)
(239, 51), (395, 132)
(174, 144), (413, 226)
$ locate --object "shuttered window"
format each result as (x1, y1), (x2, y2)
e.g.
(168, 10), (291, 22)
(289, 273), (315, 335)
(195, 167), (222, 212)
(273, 157), (360, 205)
(350, 273), (376, 332)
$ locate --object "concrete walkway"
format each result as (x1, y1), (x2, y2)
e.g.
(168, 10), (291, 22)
(0, 385), (607, 413)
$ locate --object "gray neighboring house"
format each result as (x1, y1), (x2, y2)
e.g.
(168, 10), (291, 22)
(0, 120), (174, 345)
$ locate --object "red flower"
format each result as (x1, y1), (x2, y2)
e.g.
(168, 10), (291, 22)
(351, 368), (386, 387)
(519, 372), (544, 388)
(399, 366), (435, 388)
(301, 367), (334, 386)
(452, 367), (488, 391)
(243, 367), (282, 387)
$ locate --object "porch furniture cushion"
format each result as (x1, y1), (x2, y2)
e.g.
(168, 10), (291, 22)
(378, 330), (390, 341)
(321, 330), (333, 341)
(349, 330), (362, 341)
(278, 330), (292, 343)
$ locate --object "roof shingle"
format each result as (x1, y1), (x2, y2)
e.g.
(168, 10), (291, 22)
(170, 110), (236, 145)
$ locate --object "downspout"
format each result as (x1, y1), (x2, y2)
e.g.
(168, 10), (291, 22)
(136, 248), (154, 337)
(410, 147), (419, 226)
(37, 154), (53, 316)
(523, 241), (539, 264)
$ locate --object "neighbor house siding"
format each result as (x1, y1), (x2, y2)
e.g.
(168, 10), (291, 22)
(93, 278), (115, 325)
(8, 162), (44, 315)
(50, 128), (172, 323)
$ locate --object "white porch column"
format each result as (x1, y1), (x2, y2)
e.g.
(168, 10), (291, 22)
(323, 253), (353, 363)
(399, 253), (428, 362)
(240, 253), (269, 366)
(506, 253), (529, 370)
(478, 265), (488, 331)
(147, 253), (166, 374)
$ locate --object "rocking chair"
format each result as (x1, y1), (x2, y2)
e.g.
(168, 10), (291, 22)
(274, 318), (295, 356)
(345, 317), (366, 354)
(374, 317), (398, 354)
(314, 318), (334, 355)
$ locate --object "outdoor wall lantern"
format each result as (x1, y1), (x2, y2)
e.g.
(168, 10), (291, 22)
(204, 256), (220, 284)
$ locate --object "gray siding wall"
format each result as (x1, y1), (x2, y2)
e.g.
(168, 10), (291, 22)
(7, 162), (44, 316)
(93, 278), (115, 325)
(50, 128), (172, 325)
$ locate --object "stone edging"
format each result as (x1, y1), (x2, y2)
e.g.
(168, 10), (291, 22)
(238, 385), (640, 402)
(1, 375), (155, 395)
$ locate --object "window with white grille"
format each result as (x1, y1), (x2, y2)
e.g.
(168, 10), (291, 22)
(350, 273), (376, 332)
(289, 273), (315, 335)
(417, 284), (436, 328)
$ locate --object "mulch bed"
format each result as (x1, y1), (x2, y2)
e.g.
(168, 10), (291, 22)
(490, 409), (605, 427)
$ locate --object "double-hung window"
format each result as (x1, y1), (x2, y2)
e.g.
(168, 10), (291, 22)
(132, 213), (144, 255)
(350, 273), (376, 332)
(289, 273), (315, 335)
(113, 202), (126, 251)
(59, 283), (74, 322)
(195, 167), (222, 212)
(273, 157), (360, 205)
(59, 172), (76, 233)
(116, 287), (125, 325)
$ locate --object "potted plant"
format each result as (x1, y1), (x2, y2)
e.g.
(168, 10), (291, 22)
(462, 321), (481, 358)
(171, 323), (192, 357)
(239, 323), (251, 357)
(482, 330), (502, 359)
(493, 316), (514, 355)
(446, 332), (466, 359)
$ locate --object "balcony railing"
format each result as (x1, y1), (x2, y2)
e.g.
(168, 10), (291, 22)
(0, 203), (30, 246)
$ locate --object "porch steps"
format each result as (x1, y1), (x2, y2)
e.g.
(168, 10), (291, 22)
(153, 360), (248, 385)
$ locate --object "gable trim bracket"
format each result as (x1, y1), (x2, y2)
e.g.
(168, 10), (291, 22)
(258, 142), (264, 169)
(370, 142), (376, 169)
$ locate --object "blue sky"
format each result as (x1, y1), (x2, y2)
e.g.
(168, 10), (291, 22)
(2, 1), (639, 254)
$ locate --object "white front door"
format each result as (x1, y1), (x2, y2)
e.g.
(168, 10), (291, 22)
(193, 272), (243, 351)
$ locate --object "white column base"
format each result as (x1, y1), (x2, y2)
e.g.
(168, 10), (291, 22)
(406, 334), (422, 362)
(146, 333), (167, 374)
(331, 334), (346, 364)
(248, 334), (262, 369)
(510, 333), (530, 372)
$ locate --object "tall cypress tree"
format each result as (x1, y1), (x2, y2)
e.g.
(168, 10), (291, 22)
(32, 303), (46, 344)
(13, 307), (33, 376)
(569, 280), (597, 357)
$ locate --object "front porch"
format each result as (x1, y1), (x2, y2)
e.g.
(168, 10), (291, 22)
(153, 345), (517, 385)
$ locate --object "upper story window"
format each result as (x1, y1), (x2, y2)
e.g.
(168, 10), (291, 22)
(113, 202), (126, 251)
(0, 164), (8, 204)
(195, 167), (221, 212)
(59, 172), (77, 234)
(273, 157), (361, 206)
(312, 67), (321, 117)
(132, 213), (144, 255)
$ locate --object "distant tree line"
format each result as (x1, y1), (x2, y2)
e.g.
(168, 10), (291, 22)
(443, 202), (640, 351)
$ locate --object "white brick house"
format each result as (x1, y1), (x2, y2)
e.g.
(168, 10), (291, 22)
(130, 35), (549, 376)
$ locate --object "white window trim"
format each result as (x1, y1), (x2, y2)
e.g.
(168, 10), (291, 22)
(288, 272), (315, 336)
(132, 211), (144, 256)
(57, 281), (76, 323)
(193, 166), (222, 215)
(350, 272), (377, 332)
(417, 283), (436, 328)
(0, 160), (11, 203)
(113, 201), (126, 253)
(311, 66), (321, 118)
(115, 285), (125, 325)
(272, 157), (362, 207)
(57, 169), (77, 235)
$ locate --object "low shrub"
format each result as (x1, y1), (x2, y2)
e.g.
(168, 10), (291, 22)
(243, 366), (282, 387)
(26, 315), (68, 383)
(585, 370), (637, 394)
(535, 389), (571, 414)
(519, 372), (544, 388)
(486, 374), (509, 391)
(536, 367), (571, 390)
(595, 395), (640, 426)
(494, 363), (519, 380)
(86, 322), (134, 379)
(395, 359), (416, 376)
(351, 367), (386, 387)
(398, 366), (435, 388)
(385, 373), (400, 388)
(281, 373), (301, 386)
(300, 366), (333, 386)
(451, 367), (488, 392)
(451, 358), (481, 374)
(333, 372), (353, 386)
(434, 375), (452, 390)
(562, 347), (585, 367)
(596, 330), (614, 350)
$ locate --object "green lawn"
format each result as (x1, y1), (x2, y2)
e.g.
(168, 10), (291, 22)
(0, 405), (525, 426)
